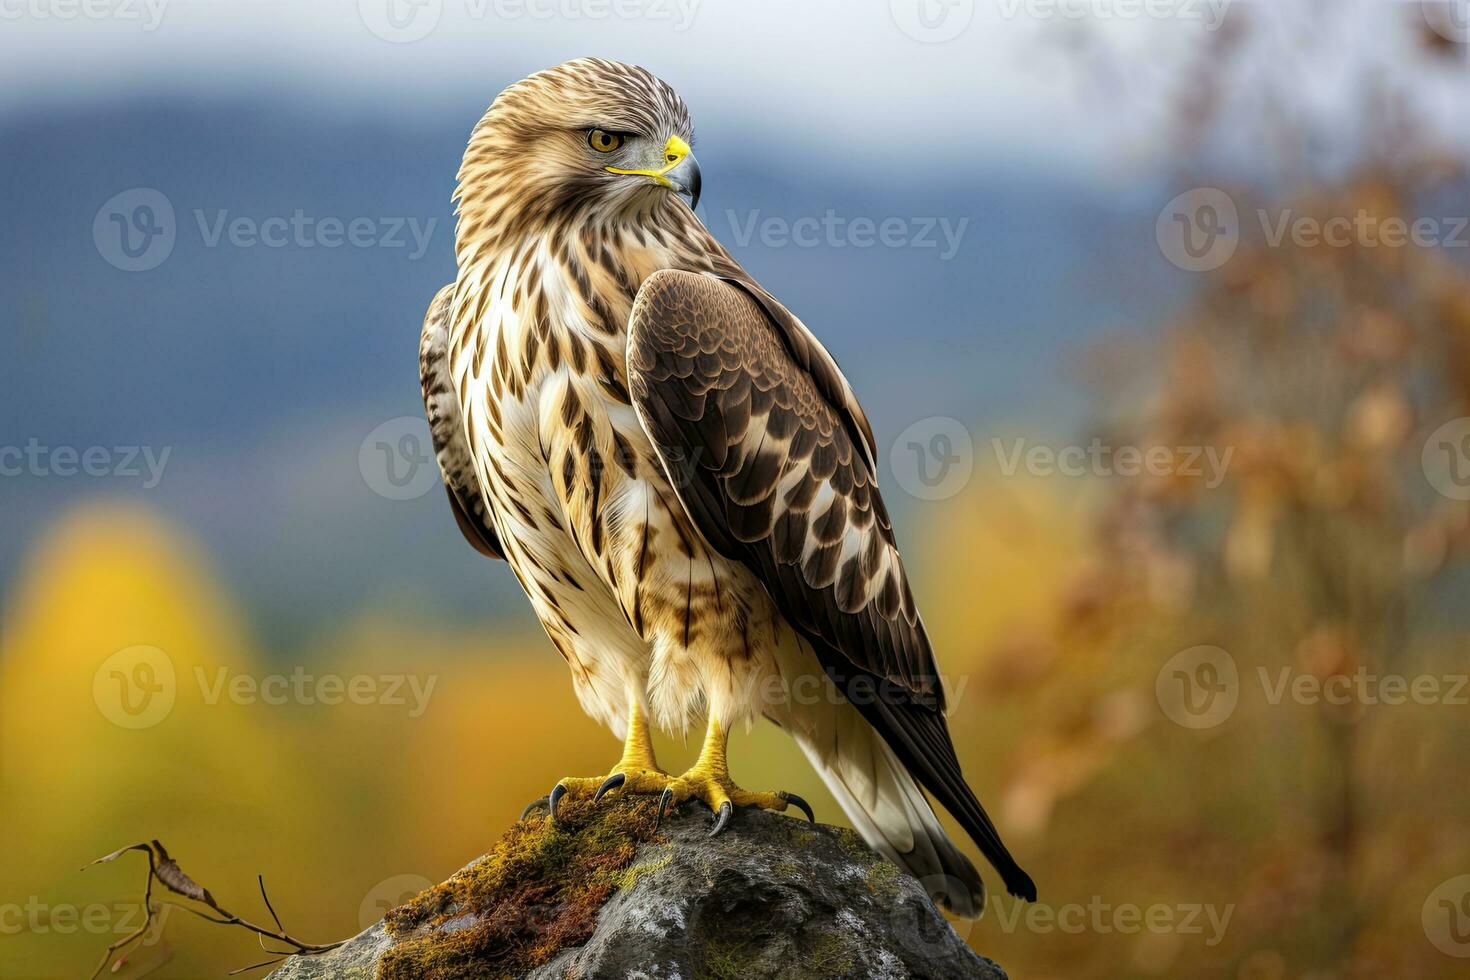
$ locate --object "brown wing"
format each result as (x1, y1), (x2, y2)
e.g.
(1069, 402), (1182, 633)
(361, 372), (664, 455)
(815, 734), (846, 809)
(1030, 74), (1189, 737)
(420, 283), (503, 561)
(627, 269), (1034, 900)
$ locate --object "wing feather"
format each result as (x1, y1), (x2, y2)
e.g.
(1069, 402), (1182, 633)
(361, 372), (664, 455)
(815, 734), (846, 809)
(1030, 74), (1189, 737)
(420, 284), (504, 561)
(627, 270), (1034, 901)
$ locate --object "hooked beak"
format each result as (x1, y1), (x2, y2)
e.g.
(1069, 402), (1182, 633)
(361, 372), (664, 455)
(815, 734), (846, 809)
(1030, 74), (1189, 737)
(605, 135), (701, 211)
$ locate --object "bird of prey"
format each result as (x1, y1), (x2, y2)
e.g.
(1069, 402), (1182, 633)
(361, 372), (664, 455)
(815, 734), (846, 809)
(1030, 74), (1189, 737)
(420, 58), (1034, 916)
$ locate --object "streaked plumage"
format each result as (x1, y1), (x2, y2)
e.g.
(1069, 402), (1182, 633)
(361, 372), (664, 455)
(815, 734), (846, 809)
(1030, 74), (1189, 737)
(420, 58), (1033, 915)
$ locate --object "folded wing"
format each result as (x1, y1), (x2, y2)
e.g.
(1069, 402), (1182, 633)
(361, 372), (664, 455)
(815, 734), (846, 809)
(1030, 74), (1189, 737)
(626, 270), (1034, 902)
(420, 283), (503, 561)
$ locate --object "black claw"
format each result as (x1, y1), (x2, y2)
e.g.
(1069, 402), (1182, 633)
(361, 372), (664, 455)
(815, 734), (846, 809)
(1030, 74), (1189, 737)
(778, 791), (816, 823)
(520, 795), (550, 821)
(709, 801), (734, 837)
(593, 772), (626, 803)
(655, 787), (674, 829)
(548, 783), (568, 822)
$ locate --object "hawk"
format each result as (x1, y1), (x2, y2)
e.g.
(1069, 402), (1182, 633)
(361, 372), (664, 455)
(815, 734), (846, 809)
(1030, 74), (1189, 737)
(420, 58), (1034, 916)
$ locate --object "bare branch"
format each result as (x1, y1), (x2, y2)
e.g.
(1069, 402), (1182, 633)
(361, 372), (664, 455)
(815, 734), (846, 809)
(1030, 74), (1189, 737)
(85, 840), (348, 978)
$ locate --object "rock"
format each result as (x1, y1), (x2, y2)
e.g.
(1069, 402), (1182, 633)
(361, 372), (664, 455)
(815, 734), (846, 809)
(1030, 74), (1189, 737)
(267, 796), (1005, 980)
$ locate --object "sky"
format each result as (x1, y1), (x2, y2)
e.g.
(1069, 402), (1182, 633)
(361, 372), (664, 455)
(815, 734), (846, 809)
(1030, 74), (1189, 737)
(3, 0), (1465, 177)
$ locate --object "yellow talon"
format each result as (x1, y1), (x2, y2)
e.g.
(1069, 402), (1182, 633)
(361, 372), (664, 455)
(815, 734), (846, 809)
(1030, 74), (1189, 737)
(655, 718), (815, 834)
(547, 699), (671, 822)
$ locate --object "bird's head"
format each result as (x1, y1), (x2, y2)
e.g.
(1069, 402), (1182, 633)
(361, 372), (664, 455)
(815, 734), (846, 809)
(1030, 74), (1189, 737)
(456, 59), (700, 251)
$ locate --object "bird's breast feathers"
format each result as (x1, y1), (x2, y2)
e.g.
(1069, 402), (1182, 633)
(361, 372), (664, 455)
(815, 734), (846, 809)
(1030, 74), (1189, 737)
(447, 233), (782, 731)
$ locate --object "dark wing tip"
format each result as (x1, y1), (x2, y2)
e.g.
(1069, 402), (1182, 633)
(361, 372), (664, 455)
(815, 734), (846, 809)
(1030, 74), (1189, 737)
(1004, 866), (1038, 902)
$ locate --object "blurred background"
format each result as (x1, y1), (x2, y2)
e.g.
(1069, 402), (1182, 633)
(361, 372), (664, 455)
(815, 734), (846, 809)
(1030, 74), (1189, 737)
(5, 1), (1470, 977)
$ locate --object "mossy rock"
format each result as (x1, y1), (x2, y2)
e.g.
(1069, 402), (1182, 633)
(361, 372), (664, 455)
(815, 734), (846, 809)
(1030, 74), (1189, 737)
(267, 797), (1005, 979)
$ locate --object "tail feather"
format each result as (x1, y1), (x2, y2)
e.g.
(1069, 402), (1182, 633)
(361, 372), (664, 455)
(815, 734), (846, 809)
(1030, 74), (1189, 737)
(870, 695), (1038, 903)
(792, 707), (988, 918)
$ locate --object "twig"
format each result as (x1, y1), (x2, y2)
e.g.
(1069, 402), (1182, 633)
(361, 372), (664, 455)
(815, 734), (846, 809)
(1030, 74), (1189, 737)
(84, 840), (348, 978)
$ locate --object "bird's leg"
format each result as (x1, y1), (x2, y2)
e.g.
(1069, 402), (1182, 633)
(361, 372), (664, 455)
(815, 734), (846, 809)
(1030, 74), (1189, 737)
(548, 697), (672, 820)
(599, 696), (671, 792)
(657, 715), (815, 836)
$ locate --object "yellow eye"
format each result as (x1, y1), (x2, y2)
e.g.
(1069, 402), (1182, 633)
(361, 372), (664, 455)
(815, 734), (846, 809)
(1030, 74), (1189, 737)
(587, 129), (625, 153)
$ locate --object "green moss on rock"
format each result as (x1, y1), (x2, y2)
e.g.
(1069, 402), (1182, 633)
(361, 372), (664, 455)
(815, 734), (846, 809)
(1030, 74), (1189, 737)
(379, 796), (660, 980)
